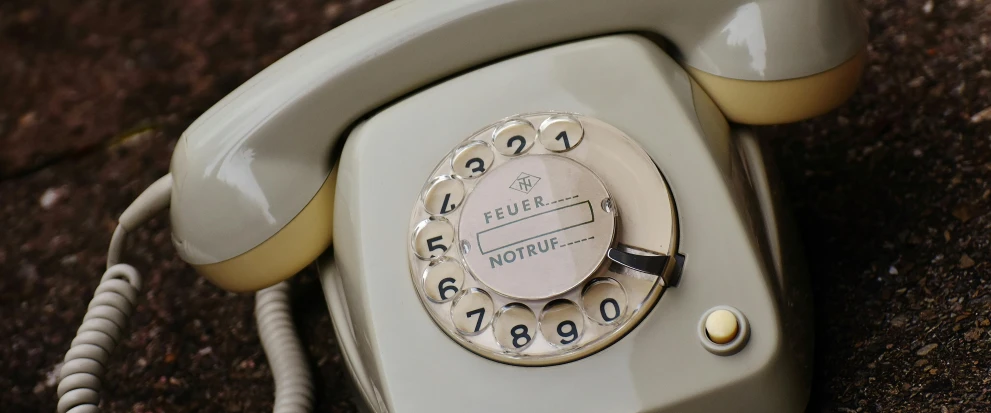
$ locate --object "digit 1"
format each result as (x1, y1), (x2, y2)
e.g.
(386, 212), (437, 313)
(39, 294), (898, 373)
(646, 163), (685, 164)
(555, 131), (571, 149)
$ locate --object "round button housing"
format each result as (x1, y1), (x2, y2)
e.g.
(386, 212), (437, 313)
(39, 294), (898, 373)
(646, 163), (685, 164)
(698, 306), (750, 356)
(458, 155), (616, 300)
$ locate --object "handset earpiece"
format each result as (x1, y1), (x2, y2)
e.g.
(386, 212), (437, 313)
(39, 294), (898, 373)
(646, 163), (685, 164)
(688, 49), (867, 125)
(177, 164), (337, 293)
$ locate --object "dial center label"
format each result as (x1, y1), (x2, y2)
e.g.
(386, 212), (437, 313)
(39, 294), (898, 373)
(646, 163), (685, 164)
(459, 155), (615, 300)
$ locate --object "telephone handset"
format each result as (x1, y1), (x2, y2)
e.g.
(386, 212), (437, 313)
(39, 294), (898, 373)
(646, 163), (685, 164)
(59, 1), (867, 412)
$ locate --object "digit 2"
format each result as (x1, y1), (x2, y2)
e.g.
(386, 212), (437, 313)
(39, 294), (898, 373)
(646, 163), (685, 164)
(507, 135), (526, 154)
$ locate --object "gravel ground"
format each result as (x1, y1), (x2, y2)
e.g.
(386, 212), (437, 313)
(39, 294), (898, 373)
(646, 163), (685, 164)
(1, 0), (990, 412)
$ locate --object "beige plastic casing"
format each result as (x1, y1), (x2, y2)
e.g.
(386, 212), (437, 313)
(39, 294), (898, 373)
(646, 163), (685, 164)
(689, 49), (867, 125)
(322, 35), (812, 412)
(167, 0), (865, 292)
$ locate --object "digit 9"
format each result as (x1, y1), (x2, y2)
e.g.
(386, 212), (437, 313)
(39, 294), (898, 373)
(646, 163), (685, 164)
(539, 300), (585, 348)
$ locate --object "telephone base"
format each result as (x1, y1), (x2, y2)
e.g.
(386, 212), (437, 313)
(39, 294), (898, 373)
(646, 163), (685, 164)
(319, 34), (812, 413)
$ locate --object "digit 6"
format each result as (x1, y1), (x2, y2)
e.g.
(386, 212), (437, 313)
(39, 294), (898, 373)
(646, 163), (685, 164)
(438, 277), (458, 301)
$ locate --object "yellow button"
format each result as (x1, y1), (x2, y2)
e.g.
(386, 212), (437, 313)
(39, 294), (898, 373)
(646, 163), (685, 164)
(704, 310), (739, 344)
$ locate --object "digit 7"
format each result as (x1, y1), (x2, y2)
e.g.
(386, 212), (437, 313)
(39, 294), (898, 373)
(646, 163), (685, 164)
(466, 308), (485, 332)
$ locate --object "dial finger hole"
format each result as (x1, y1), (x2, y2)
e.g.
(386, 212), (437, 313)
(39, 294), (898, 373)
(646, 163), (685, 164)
(539, 299), (585, 348)
(582, 277), (628, 325)
(492, 119), (536, 156)
(493, 304), (538, 352)
(538, 115), (584, 152)
(412, 218), (455, 260)
(422, 259), (465, 303)
(451, 288), (494, 336)
(451, 141), (495, 179)
(422, 176), (465, 215)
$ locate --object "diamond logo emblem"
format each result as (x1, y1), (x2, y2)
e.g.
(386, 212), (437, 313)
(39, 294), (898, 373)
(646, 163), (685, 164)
(509, 172), (541, 194)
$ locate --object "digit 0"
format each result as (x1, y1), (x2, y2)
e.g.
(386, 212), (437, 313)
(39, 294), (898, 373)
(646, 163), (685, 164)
(600, 298), (620, 322)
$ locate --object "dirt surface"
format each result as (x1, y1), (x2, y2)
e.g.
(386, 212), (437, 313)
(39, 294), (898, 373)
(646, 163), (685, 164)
(1, 0), (990, 412)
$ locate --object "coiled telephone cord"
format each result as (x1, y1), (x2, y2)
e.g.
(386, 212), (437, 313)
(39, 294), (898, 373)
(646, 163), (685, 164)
(256, 283), (315, 413)
(56, 262), (140, 413)
(57, 175), (314, 413)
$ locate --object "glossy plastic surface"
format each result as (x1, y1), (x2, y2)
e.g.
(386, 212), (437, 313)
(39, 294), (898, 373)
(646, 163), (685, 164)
(323, 35), (811, 412)
(169, 0), (866, 267)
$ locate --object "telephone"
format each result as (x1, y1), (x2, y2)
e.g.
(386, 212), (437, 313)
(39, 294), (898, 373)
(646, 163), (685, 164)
(57, 1), (868, 412)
